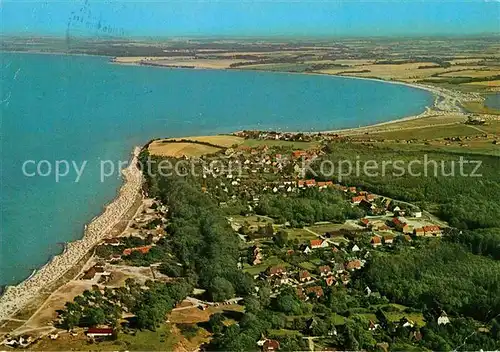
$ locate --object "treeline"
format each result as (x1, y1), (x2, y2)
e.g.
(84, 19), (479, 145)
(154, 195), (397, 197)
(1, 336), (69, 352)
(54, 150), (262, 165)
(59, 279), (192, 331)
(445, 227), (500, 260)
(313, 143), (500, 229)
(361, 242), (500, 322)
(255, 188), (363, 227)
(142, 153), (255, 301)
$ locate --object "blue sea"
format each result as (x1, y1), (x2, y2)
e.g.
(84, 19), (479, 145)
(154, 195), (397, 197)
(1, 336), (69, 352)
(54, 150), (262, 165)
(0, 52), (433, 286)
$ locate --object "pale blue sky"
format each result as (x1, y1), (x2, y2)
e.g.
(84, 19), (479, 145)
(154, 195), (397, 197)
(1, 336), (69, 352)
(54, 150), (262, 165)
(1, 0), (499, 38)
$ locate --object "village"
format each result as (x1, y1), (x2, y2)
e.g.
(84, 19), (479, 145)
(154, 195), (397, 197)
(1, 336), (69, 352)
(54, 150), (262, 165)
(1, 135), (456, 351)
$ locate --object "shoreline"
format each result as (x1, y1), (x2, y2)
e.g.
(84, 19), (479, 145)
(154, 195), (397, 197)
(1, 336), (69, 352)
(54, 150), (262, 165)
(110, 58), (480, 122)
(0, 147), (143, 322)
(0, 54), (483, 320)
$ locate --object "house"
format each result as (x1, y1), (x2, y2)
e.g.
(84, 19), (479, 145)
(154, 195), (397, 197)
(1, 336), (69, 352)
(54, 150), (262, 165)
(103, 238), (121, 246)
(122, 245), (153, 256)
(399, 317), (415, 328)
(423, 225), (442, 236)
(371, 236), (382, 247)
(366, 194), (377, 202)
(359, 218), (370, 227)
(368, 320), (379, 331)
(86, 328), (115, 338)
(392, 217), (412, 233)
(412, 210), (423, 218)
(345, 260), (362, 271)
(305, 286), (324, 298)
(292, 150), (308, 159)
(82, 265), (105, 280)
(252, 246), (263, 266)
(266, 265), (286, 277)
(325, 276), (336, 286)
(351, 244), (361, 252)
(298, 270), (312, 282)
(403, 235), (413, 242)
(333, 262), (345, 273)
(438, 311), (450, 325)
(318, 265), (332, 276)
(351, 196), (366, 204)
(348, 186), (357, 193)
(305, 179), (316, 187)
(413, 227), (425, 236)
(383, 235), (394, 245)
(262, 339), (280, 352)
(302, 246), (312, 254)
(310, 239), (328, 249)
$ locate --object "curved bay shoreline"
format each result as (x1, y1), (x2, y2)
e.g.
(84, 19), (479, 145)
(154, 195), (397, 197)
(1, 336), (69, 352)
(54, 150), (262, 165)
(0, 148), (143, 322)
(0, 59), (479, 323)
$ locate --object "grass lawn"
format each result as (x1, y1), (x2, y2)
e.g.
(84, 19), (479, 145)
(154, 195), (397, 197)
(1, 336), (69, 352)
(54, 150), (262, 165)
(268, 329), (303, 338)
(331, 313), (347, 325)
(229, 215), (274, 228)
(298, 261), (317, 271)
(243, 256), (286, 275)
(385, 312), (426, 326)
(32, 324), (177, 351)
(305, 223), (346, 235)
(287, 228), (318, 241)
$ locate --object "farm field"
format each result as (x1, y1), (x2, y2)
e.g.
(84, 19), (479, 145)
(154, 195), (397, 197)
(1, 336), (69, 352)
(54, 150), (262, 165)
(148, 140), (221, 157)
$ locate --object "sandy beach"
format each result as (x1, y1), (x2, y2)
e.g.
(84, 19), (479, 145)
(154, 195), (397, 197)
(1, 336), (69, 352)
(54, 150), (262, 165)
(0, 147), (143, 322)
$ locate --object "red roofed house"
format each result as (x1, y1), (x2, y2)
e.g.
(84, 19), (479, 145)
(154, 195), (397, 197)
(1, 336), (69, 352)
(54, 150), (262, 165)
(360, 218), (370, 227)
(297, 180), (306, 188)
(414, 227), (425, 236)
(325, 276), (336, 287)
(371, 236), (382, 247)
(266, 265), (286, 277)
(86, 328), (114, 338)
(123, 245), (152, 256)
(318, 265), (332, 277)
(262, 339), (280, 352)
(392, 217), (412, 233)
(305, 179), (316, 187)
(383, 235), (394, 245)
(298, 270), (312, 282)
(348, 186), (357, 193)
(366, 194), (377, 202)
(292, 150), (308, 159)
(351, 196), (366, 204)
(305, 286), (324, 298)
(345, 260), (362, 271)
(423, 225), (442, 236)
(310, 239), (329, 249)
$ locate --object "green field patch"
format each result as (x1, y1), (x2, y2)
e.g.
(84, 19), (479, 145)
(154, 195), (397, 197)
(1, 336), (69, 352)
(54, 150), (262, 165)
(243, 256), (287, 276)
(331, 313), (347, 325)
(305, 223), (347, 235)
(287, 228), (318, 241)
(298, 261), (317, 271)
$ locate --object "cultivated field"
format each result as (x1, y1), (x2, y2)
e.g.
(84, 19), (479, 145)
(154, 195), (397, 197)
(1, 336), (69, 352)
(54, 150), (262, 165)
(148, 141), (221, 157)
(166, 135), (244, 148)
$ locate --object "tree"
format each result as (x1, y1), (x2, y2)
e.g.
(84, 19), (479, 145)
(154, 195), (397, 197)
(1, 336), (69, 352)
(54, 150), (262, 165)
(209, 313), (226, 334)
(208, 277), (235, 302)
(274, 230), (289, 248)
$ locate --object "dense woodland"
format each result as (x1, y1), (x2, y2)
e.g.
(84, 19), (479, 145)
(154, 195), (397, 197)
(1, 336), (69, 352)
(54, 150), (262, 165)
(57, 146), (500, 351)
(313, 142), (500, 229)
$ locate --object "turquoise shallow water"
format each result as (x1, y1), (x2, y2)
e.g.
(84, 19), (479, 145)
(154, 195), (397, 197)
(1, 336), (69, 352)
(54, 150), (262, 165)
(0, 53), (433, 286)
